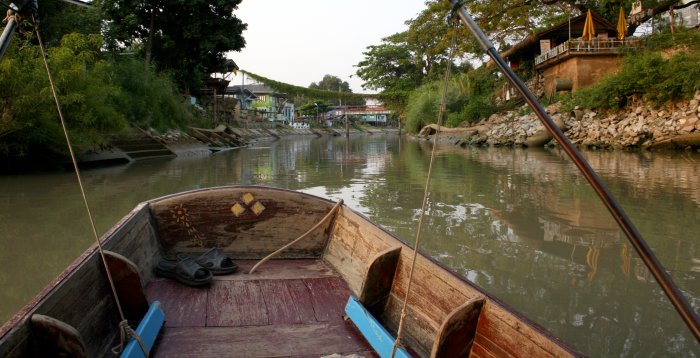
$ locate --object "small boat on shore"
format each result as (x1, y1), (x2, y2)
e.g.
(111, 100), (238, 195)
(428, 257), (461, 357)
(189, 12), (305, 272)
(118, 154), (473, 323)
(0, 185), (582, 357)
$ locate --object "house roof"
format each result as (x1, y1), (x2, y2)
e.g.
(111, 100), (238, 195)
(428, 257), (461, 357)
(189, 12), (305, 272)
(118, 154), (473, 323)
(503, 11), (618, 63)
(225, 87), (258, 99)
(227, 84), (279, 96)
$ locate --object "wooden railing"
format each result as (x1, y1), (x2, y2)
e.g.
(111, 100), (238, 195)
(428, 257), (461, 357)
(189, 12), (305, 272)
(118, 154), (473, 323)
(535, 38), (640, 66)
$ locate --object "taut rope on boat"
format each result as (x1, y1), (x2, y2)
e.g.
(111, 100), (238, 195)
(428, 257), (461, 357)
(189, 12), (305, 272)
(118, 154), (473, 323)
(249, 199), (344, 274)
(31, 14), (149, 356)
(447, 0), (700, 341)
(391, 18), (460, 357)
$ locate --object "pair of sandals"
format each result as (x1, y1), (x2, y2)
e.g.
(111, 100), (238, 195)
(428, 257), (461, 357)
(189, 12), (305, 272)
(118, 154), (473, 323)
(154, 248), (238, 287)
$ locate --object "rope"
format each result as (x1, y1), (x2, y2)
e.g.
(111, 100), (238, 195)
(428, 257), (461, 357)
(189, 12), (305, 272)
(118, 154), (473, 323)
(112, 320), (149, 357)
(3, 9), (19, 23)
(249, 199), (344, 274)
(391, 19), (459, 357)
(31, 14), (146, 356)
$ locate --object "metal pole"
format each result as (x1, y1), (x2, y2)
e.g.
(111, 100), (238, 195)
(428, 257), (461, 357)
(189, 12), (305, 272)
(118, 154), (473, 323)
(448, 0), (700, 341)
(0, 16), (19, 61)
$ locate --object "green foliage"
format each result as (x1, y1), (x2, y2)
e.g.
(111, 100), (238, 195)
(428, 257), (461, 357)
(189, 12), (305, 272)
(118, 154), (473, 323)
(110, 57), (193, 131)
(309, 74), (365, 106)
(37, 0), (102, 46)
(643, 28), (700, 51)
(0, 33), (127, 155)
(252, 100), (269, 109)
(570, 31), (700, 110)
(98, 0), (247, 92)
(243, 71), (378, 102)
(309, 75), (351, 92)
(355, 32), (424, 93)
(404, 82), (440, 134)
(299, 101), (332, 116)
(1, 33), (193, 157)
(404, 69), (500, 133)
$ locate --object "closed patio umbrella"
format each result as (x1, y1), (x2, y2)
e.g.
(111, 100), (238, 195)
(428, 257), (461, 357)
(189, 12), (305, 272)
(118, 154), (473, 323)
(582, 9), (596, 41)
(617, 8), (627, 40)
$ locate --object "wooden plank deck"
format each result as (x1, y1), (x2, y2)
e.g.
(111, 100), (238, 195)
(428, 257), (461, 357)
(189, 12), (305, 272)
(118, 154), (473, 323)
(146, 259), (377, 357)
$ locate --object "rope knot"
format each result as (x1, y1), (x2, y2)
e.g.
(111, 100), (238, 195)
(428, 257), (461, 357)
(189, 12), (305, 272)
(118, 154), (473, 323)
(112, 319), (149, 357)
(4, 10), (21, 25)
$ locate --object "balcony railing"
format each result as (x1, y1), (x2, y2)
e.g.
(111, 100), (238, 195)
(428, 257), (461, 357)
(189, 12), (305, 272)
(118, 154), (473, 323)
(534, 38), (640, 66)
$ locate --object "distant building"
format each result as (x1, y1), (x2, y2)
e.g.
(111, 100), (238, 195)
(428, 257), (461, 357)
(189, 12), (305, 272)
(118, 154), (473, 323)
(227, 83), (294, 123)
(225, 86), (257, 110)
(343, 105), (392, 126)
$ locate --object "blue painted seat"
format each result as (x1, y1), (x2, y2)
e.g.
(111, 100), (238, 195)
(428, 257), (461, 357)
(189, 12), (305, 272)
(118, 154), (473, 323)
(120, 301), (165, 358)
(345, 296), (410, 358)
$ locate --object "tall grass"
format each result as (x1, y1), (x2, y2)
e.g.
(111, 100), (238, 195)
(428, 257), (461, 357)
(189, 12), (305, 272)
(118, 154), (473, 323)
(404, 69), (499, 133)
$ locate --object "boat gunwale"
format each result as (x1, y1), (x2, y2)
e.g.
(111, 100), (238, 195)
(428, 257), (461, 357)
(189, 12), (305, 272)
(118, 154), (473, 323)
(0, 201), (150, 341)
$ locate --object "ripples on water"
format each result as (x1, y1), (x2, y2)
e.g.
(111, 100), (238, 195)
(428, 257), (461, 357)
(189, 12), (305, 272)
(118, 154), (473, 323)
(0, 134), (698, 356)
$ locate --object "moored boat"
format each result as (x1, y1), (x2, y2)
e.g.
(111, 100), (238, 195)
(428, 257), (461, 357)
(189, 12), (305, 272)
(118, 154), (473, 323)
(0, 185), (582, 357)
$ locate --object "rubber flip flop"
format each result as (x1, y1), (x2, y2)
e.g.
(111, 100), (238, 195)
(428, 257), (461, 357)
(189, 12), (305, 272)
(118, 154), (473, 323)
(154, 254), (213, 286)
(195, 248), (238, 275)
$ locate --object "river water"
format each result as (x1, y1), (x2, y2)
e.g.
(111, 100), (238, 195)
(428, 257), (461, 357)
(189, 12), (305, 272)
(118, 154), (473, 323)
(1, 134), (698, 356)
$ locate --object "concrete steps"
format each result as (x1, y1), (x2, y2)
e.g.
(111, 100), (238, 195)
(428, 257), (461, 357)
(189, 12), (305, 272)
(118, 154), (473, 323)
(112, 127), (176, 161)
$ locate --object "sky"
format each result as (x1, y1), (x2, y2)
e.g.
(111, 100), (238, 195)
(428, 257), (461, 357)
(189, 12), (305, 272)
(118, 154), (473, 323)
(226, 0), (428, 93)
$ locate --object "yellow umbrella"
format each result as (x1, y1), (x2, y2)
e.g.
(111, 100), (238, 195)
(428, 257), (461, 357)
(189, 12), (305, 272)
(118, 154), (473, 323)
(582, 9), (596, 41)
(617, 8), (627, 39)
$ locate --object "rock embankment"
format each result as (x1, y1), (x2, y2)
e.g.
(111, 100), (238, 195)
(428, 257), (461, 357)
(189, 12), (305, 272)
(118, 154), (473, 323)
(429, 91), (700, 150)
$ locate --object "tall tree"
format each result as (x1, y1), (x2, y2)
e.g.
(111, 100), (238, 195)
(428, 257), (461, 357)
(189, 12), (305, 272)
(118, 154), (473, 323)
(98, 0), (247, 93)
(37, 0), (102, 47)
(355, 32), (423, 93)
(309, 75), (364, 105)
(309, 74), (351, 92)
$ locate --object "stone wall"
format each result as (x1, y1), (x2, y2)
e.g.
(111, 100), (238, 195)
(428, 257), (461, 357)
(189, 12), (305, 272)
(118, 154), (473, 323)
(433, 91), (700, 150)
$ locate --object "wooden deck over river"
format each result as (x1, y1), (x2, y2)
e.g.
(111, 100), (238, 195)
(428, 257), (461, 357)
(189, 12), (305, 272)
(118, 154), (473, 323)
(147, 259), (376, 357)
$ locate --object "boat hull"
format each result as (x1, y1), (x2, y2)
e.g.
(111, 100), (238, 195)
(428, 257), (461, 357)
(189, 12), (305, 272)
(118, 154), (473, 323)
(0, 185), (582, 357)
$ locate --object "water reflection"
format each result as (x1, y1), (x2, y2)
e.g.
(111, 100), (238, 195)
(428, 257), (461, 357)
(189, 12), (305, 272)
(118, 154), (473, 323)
(0, 135), (698, 356)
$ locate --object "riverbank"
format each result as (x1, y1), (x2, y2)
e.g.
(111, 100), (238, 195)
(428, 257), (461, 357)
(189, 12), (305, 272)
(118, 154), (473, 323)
(0, 126), (399, 174)
(156, 126), (400, 156)
(421, 91), (700, 151)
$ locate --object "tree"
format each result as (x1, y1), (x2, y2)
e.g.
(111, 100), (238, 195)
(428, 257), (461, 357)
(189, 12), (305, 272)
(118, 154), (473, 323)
(37, 0), (102, 47)
(355, 32), (423, 93)
(309, 75), (364, 106)
(309, 75), (351, 92)
(98, 0), (247, 93)
(0, 33), (128, 156)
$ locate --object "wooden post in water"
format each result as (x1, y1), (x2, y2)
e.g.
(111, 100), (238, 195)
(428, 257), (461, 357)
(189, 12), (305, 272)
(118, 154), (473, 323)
(213, 88), (218, 127)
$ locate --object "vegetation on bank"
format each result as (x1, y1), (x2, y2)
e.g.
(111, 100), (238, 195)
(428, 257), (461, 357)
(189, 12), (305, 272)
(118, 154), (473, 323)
(0, 34), (192, 156)
(400, 28), (700, 134)
(353, 0), (700, 134)
(0, 0), (246, 159)
(562, 30), (700, 111)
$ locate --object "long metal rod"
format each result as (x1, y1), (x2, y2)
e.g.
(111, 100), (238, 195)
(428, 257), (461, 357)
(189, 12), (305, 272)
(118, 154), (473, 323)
(448, 0), (700, 341)
(0, 15), (18, 60)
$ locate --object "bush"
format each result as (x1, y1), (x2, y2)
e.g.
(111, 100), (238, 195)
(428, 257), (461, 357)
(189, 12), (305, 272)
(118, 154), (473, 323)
(0, 33), (192, 157)
(404, 68), (500, 133)
(111, 57), (193, 132)
(569, 29), (700, 110)
(0, 33), (127, 155)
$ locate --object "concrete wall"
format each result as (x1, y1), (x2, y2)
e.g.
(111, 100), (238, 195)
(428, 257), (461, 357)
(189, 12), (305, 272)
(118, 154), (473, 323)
(541, 54), (621, 95)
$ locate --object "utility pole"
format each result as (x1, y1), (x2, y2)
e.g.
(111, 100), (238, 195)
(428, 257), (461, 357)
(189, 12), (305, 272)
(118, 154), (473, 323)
(242, 73), (248, 129)
(342, 84), (349, 138)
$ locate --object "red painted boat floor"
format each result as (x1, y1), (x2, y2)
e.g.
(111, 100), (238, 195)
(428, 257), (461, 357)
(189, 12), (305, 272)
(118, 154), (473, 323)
(146, 259), (377, 357)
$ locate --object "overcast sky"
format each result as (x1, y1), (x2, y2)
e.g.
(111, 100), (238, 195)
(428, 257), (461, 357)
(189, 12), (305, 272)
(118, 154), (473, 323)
(226, 0), (428, 93)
